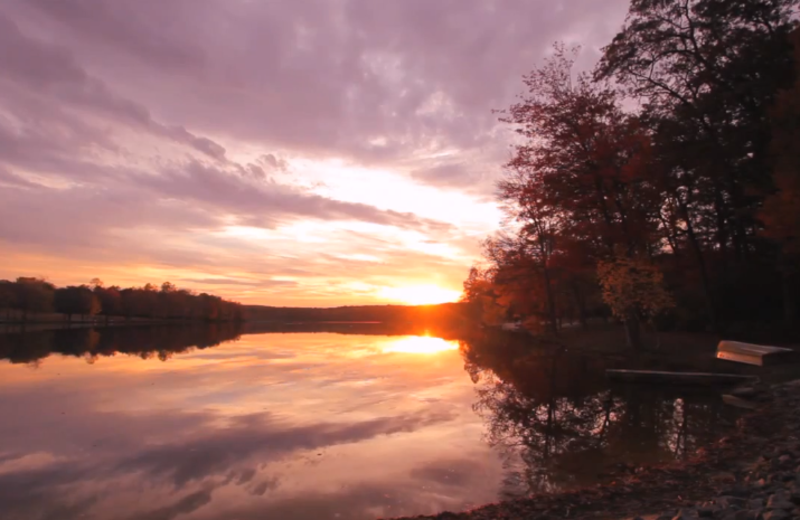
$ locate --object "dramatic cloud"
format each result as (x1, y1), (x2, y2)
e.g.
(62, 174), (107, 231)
(0, 0), (630, 304)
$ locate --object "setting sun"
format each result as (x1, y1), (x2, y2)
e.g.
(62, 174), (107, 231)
(379, 285), (462, 305)
(381, 336), (460, 355)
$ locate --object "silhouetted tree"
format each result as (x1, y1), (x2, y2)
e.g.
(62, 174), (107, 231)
(0, 280), (15, 321)
(12, 277), (54, 321)
(595, 0), (799, 326)
(54, 285), (100, 322)
(469, 0), (800, 334)
(94, 285), (122, 323)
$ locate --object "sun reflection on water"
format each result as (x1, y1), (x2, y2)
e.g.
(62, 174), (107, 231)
(380, 335), (459, 354)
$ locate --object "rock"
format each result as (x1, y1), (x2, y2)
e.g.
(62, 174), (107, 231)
(767, 489), (794, 509)
(725, 486), (751, 498)
(766, 492), (794, 510)
(717, 496), (747, 508)
(720, 511), (756, 520)
(763, 511), (789, 520)
(712, 472), (737, 483)
(747, 498), (764, 509)
(697, 503), (721, 517)
(779, 454), (792, 465)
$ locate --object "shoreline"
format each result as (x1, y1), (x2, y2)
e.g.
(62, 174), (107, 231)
(390, 381), (800, 520)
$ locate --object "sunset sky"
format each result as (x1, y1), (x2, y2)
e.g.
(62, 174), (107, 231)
(0, 0), (629, 306)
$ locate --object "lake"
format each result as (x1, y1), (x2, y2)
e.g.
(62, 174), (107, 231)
(0, 325), (741, 520)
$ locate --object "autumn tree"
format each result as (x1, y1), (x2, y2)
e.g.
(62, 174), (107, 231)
(597, 252), (675, 349)
(492, 45), (661, 339)
(461, 266), (509, 326)
(596, 0), (799, 326)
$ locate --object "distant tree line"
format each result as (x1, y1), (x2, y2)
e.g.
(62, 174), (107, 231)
(464, 0), (800, 347)
(0, 277), (244, 323)
(245, 302), (470, 327)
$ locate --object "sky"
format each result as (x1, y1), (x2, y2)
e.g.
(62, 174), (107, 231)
(0, 0), (630, 306)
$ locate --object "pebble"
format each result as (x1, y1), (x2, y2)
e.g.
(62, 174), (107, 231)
(746, 498), (763, 509)
(767, 492), (794, 510)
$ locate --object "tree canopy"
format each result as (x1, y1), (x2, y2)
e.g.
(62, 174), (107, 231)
(465, 0), (800, 343)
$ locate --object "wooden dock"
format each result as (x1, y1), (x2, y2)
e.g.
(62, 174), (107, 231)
(606, 369), (756, 386)
(716, 340), (795, 367)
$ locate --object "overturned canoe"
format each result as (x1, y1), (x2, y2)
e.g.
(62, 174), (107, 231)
(606, 369), (756, 386)
(716, 340), (795, 367)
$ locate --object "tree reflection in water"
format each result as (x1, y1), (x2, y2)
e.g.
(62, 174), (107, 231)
(460, 333), (740, 497)
(0, 323), (244, 365)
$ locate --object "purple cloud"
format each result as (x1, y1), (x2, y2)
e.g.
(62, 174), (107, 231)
(0, 0), (630, 303)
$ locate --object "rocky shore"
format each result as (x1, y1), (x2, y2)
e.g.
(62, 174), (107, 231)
(390, 381), (800, 520)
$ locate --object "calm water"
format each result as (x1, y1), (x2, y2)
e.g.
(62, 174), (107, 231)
(0, 326), (740, 520)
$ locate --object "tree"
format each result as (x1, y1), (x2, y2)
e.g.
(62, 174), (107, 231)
(461, 266), (510, 327)
(489, 45), (662, 337)
(759, 27), (800, 324)
(54, 286), (101, 322)
(94, 285), (122, 323)
(54, 287), (77, 322)
(597, 252), (675, 349)
(12, 277), (55, 321)
(596, 0), (799, 327)
(503, 45), (660, 259)
(0, 280), (15, 321)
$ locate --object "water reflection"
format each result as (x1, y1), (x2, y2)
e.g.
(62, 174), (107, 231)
(0, 326), (740, 520)
(0, 327), (501, 520)
(461, 332), (740, 496)
(382, 336), (459, 354)
(0, 323), (244, 364)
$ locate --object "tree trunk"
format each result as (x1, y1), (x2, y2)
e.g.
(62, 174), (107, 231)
(781, 253), (797, 326)
(624, 312), (642, 350)
(681, 202), (719, 332)
(542, 267), (558, 336)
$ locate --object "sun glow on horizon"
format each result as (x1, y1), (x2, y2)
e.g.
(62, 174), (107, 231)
(379, 285), (461, 305)
(381, 336), (459, 355)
